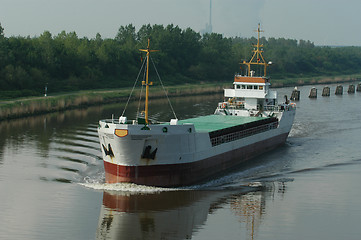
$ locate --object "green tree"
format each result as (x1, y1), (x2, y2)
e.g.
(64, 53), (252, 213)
(0, 23), (4, 38)
(1, 24), (361, 99)
(116, 24), (137, 49)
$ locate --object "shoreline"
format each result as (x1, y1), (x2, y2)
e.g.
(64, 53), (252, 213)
(0, 83), (228, 121)
(0, 75), (360, 121)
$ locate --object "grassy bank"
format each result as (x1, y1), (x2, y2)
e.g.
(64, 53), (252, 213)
(1, 73), (360, 121)
(0, 83), (228, 121)
(271, 73), (361, 87)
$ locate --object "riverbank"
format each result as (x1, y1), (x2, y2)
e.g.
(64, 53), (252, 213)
(0, 73), (360, 121)
(0, 83), (228, 121)
(271, 73), (361, 87)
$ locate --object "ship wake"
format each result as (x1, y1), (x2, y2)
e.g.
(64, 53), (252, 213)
(80, 175), (180, 193)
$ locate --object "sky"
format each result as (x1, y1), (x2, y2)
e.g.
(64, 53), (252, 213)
(1, 0), (361, 46)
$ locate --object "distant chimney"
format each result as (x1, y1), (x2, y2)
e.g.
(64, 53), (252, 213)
(201, 0), (213, 34)
(209, 0), (212, 33)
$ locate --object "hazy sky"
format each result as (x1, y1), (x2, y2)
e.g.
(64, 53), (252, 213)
(1, 0), (360, 46)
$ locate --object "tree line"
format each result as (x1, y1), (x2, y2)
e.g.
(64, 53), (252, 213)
(1, 23), (361, 99)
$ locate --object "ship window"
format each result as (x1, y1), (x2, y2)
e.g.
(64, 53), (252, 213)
(242, 85), (246, 89)
(236, 85), (240, 89)
(247, 85), (252, 89)
(259, 86), (264, 90)
(254, 85), (258, 90)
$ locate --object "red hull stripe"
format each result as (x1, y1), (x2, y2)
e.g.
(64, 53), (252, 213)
(104, 133), (289, 187)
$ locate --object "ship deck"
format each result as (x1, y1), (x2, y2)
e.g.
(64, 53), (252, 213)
(178, 115), (268, 133)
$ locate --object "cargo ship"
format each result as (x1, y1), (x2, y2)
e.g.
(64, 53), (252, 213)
(97, 25), (296, 187)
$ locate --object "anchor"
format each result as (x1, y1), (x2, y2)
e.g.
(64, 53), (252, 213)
(141, 145), (157, 160)
(102, 143), (114, 158)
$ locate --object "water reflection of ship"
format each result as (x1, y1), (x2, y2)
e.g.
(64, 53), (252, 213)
(231, 182), (287, 239)
(96, 183), (287, 240)
(231, 192), (264, 239)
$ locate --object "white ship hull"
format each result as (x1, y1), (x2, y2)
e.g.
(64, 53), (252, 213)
(98, 109), (295, 187)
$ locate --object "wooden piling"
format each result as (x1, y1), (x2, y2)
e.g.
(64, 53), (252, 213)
(290, 87), (300, 101)
(322, 86), (330, 97)
(356, 83), (361, 92)
(347, 84), (355, 94)
(309, 87), (317, 98)
(335, 85), (343, 95)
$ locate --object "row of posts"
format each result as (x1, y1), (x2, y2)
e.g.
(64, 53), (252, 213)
(290, 83), (361, 100)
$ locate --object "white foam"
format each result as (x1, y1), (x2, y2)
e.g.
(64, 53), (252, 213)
(78, 164), (268, 193)
(80, 174), (182, 193)
(289, 121), (304, 137)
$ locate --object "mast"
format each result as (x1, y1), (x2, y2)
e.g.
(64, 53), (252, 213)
(139, 38), (158, 124)
(242, 23), (269, 77)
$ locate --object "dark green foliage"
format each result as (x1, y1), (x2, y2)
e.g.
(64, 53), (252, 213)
(1, 22), (361, 99)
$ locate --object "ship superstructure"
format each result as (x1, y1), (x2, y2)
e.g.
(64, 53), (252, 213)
(215, 24), (284, 118)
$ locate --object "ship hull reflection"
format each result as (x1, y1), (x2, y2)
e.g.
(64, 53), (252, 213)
(95, 182), (287, 240)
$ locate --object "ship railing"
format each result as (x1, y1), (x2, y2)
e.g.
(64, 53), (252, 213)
(262, 105), (279, 111)
(278, 103), (296, 112)
(218, 102), (245, 110)
(101, 119), (135, 125)
(217, 104), (280, 112)
(102, 119), (133, 124)
(101, 119), (168, 125)
(210, 122), (278, 147)
(228, 104), (245, 110)
(102, 119), (119, 124)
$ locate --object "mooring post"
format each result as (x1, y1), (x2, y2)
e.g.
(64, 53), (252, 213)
(335, 85), (343, 95)
(347, 84), (355, 94)
(322, 86), (330, 97)
(356, 83), (361, 92)
(290, 87), (300, 101)
(309, 87), (317, 98)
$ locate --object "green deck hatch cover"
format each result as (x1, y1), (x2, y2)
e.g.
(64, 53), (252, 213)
(178, 115), (268, 133)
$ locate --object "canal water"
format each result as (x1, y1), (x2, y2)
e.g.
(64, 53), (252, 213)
(1, 83), (361, 240)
